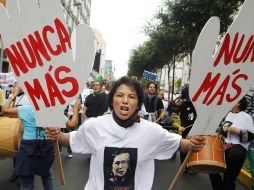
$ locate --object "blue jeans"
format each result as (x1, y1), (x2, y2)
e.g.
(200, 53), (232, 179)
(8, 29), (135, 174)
(19, 170), (54, 190)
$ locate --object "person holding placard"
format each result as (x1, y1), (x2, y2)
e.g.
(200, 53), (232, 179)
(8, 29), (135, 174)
(2, 84), (81, 190)
(6, 83), (31, 183)
(2, 84), (55, 190)
(178, 86), (197, 173)
(209, 97), (254, 190)
(46, 76), (205, 190)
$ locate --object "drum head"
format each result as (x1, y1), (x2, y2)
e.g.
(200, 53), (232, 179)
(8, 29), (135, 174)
(188, 163), (226, 174)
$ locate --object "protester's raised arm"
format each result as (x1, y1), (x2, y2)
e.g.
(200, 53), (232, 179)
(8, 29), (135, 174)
(1, 84), (21, 117)
(66, 98), (81, 129)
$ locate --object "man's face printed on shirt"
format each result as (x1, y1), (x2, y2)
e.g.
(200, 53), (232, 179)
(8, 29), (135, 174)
(112, 153), (130, 177)
(104, 147), (137, 190)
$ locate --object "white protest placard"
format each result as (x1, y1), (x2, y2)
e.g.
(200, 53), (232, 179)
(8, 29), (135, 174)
(0, 0), (95, 127)
(189, 0), (254, 135)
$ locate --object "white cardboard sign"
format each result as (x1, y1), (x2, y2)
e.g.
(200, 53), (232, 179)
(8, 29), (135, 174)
(0, 0), (95, 127)
(189, 0), (254, 135)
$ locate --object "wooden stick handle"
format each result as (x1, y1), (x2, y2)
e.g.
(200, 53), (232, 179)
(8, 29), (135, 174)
(184, 124), (193, 130)
(53, 140), (65, 185)
(167, 150), (192, 190)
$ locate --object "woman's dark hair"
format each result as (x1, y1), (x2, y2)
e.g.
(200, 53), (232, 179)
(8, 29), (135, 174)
(113, 150), (130, 160)
(181, 85), (189, 99)
(108, 76), (144, 111)
(238, 97), (248, 111)
(146, 82), (157, 91)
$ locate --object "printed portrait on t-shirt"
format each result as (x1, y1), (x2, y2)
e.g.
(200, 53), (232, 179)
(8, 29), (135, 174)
(104, 147), (138, 190)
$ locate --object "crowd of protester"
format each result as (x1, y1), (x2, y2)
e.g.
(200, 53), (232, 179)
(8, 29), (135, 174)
(0, 76), (254, 190)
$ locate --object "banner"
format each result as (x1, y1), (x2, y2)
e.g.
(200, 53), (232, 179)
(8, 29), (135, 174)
(189, 0), (254, 135)
(0, 0), (95, 127)
(141, 70), (157, 87)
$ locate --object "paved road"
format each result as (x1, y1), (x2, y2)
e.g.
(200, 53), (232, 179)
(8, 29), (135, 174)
(0, 150), (248, 190)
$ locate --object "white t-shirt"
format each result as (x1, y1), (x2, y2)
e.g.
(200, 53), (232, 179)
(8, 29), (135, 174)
(162, 100), (169, 110)
(138, 104), (147, 116)
(225, 111), (254, 149)
(70, 114), (181, 190)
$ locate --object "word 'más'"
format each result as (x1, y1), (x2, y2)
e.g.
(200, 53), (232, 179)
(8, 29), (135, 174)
(5, 18), (79, 110)
(192, 32), (252, 105)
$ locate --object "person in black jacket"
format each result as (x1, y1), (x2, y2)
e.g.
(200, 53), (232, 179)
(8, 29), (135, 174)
(83, 81), (108, 118)
(143, 82), (165, 123)
(178, 86), (197, 170)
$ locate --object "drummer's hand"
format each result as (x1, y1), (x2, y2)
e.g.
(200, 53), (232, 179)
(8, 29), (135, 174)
(46, 127), (61, 141)
(189, 136), (206, 152)
(180, 126), (185, 132)
(226, 127), (241, 135)
(12, 83), (22, 97)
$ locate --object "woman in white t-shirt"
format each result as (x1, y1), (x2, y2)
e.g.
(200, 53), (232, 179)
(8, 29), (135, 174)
(46, 76), (205, 190)
(209, 97), (254, 190)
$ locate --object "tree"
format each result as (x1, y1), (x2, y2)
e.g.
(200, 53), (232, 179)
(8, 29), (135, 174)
(128, 0), (245, 88)
(169, 0), (245, 55)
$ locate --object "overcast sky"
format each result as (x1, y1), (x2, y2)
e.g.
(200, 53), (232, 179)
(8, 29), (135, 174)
(90, 0), (163, 79)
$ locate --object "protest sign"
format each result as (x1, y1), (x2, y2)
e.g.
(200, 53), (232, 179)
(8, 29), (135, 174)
(168, 0), (254, 189)
(189, 0), (254, 135)
(141, 70), (157, 87)
(0, 0), (95, 127)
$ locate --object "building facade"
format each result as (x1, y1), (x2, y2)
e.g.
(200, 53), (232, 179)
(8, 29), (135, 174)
(92, 29), (106, 76)
(60, 0), (92, 33)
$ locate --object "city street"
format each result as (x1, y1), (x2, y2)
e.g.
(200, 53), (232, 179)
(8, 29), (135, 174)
(0, 0), (252, 189)
(0, 150), (248, 190)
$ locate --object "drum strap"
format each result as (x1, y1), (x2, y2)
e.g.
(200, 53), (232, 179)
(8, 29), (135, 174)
(224, 143), (237, 150)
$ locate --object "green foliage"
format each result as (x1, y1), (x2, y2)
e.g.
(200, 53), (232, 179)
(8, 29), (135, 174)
(169, 0), (245, 54)
(128, 42), (156, 78)
(128, 0), (245, 78)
